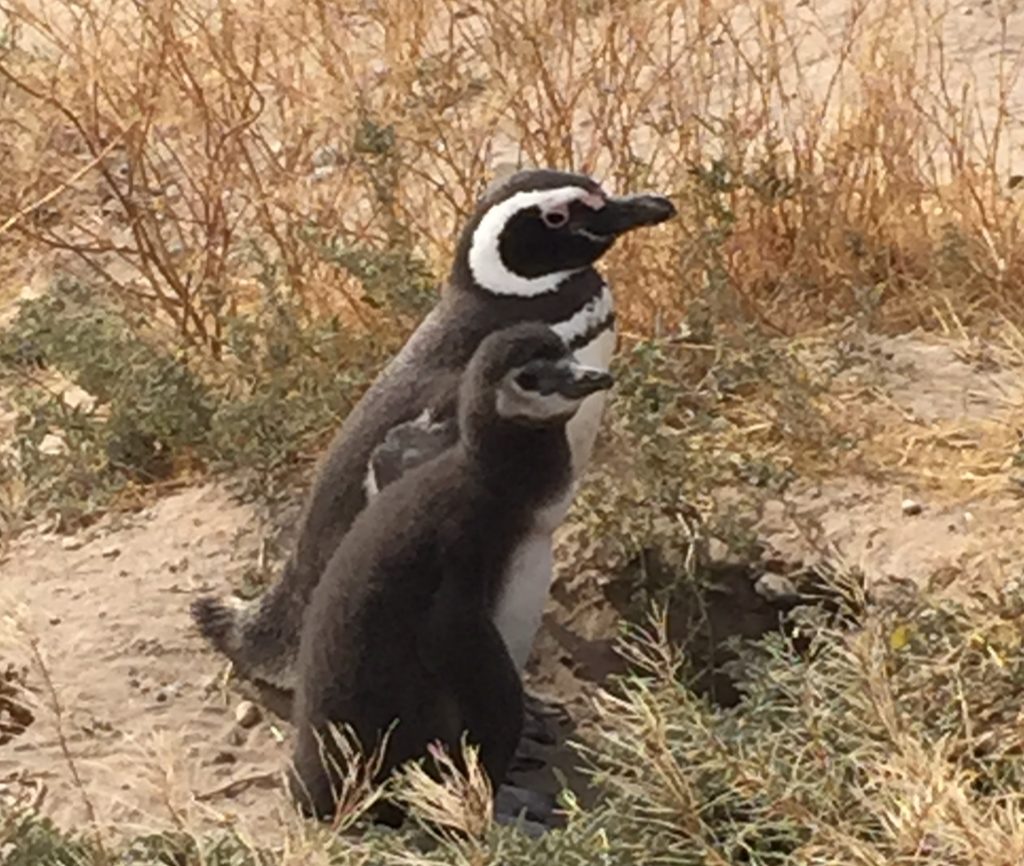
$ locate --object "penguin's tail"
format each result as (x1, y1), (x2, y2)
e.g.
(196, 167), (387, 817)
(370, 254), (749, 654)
(189, 594), (240, 652)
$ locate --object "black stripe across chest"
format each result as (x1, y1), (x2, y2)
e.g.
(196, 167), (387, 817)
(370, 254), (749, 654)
(455, 269), (609, 337)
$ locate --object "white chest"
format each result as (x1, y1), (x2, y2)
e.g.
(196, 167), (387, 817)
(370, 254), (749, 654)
(493, 532), (555, 671)
(493, 292), (617, 671)
(550, 283), (617, 483)
(564, 326), (616, 480)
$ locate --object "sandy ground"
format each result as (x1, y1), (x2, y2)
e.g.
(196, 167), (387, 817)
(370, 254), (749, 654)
(760, 332), (1024, 599)
(0, 484), (298, 838)
(1, 328), (1022, 842)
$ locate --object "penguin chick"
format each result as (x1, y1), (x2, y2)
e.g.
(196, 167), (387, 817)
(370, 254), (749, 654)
(288, 321), (614, 826)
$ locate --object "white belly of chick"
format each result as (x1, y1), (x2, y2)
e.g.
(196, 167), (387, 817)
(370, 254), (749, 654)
(492, 323), (617, 671)
(493, 531), (556, 671)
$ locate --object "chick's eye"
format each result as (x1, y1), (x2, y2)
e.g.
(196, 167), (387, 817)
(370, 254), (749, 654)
(541, 207), (568, 228)
(516, 371), (539, 390)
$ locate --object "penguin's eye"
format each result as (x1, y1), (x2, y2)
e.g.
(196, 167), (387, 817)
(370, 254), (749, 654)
(515, 370), (539, 391)
(540, 207), (568, 229)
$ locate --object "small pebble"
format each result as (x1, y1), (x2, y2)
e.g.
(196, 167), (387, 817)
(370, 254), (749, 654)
(310, 164), (336, 183)
(39, 433), (68, 456)
(707, 537), (731, 562)
(60, 537), (84, 551)
(48, 616), (61, 626)
(234, 700), (261, 729)
(311, 144), (340, 167)
(901, 498), (923, 516)
(101, 545), (121, 559)
(755, 572), (800, 602)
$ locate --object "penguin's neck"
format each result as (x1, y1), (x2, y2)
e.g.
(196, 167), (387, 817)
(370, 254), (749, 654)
(464, 422), (573, 511)
(446, 267), (608, 334)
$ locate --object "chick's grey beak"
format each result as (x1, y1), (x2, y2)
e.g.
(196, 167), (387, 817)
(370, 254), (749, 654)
(586, 193), (677, 237)
(521, 359), (615, 399)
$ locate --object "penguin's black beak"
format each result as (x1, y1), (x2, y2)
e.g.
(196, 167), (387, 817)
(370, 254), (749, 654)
(583, 193), (677, 238)
(547, 362), (614, 400)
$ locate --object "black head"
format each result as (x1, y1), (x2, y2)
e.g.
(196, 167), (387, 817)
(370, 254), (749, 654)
(458, 322), (614, 438)
(450, 168), (676, 298)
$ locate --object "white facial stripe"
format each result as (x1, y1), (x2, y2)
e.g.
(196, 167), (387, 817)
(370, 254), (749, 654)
(550, 283), (614, 350)
(468, 186), (605, 297)
(496, 384), (582, 422)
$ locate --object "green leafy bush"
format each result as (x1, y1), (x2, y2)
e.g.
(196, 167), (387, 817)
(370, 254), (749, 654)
(0, 276), (403, 529)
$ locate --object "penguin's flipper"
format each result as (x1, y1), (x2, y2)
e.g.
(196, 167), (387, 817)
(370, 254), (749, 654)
(365, 365), (462, 498)
(366, 411), (459, 495)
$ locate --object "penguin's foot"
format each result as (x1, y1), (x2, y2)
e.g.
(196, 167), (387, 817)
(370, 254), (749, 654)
(508, 737), (549, 774)
(494, 783), (559, 835)
(521, 708), (558, 747)
(520, 691), (569, 748)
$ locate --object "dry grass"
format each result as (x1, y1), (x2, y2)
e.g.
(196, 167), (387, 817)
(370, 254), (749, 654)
(1, 0), (1022, 347)
(1, 0), (1022, 523)
(583, 589), (1024, 866)
(807, 323), (1024, 497)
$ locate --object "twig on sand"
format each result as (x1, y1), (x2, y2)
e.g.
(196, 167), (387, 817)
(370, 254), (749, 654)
(195, 770), (281, 802)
